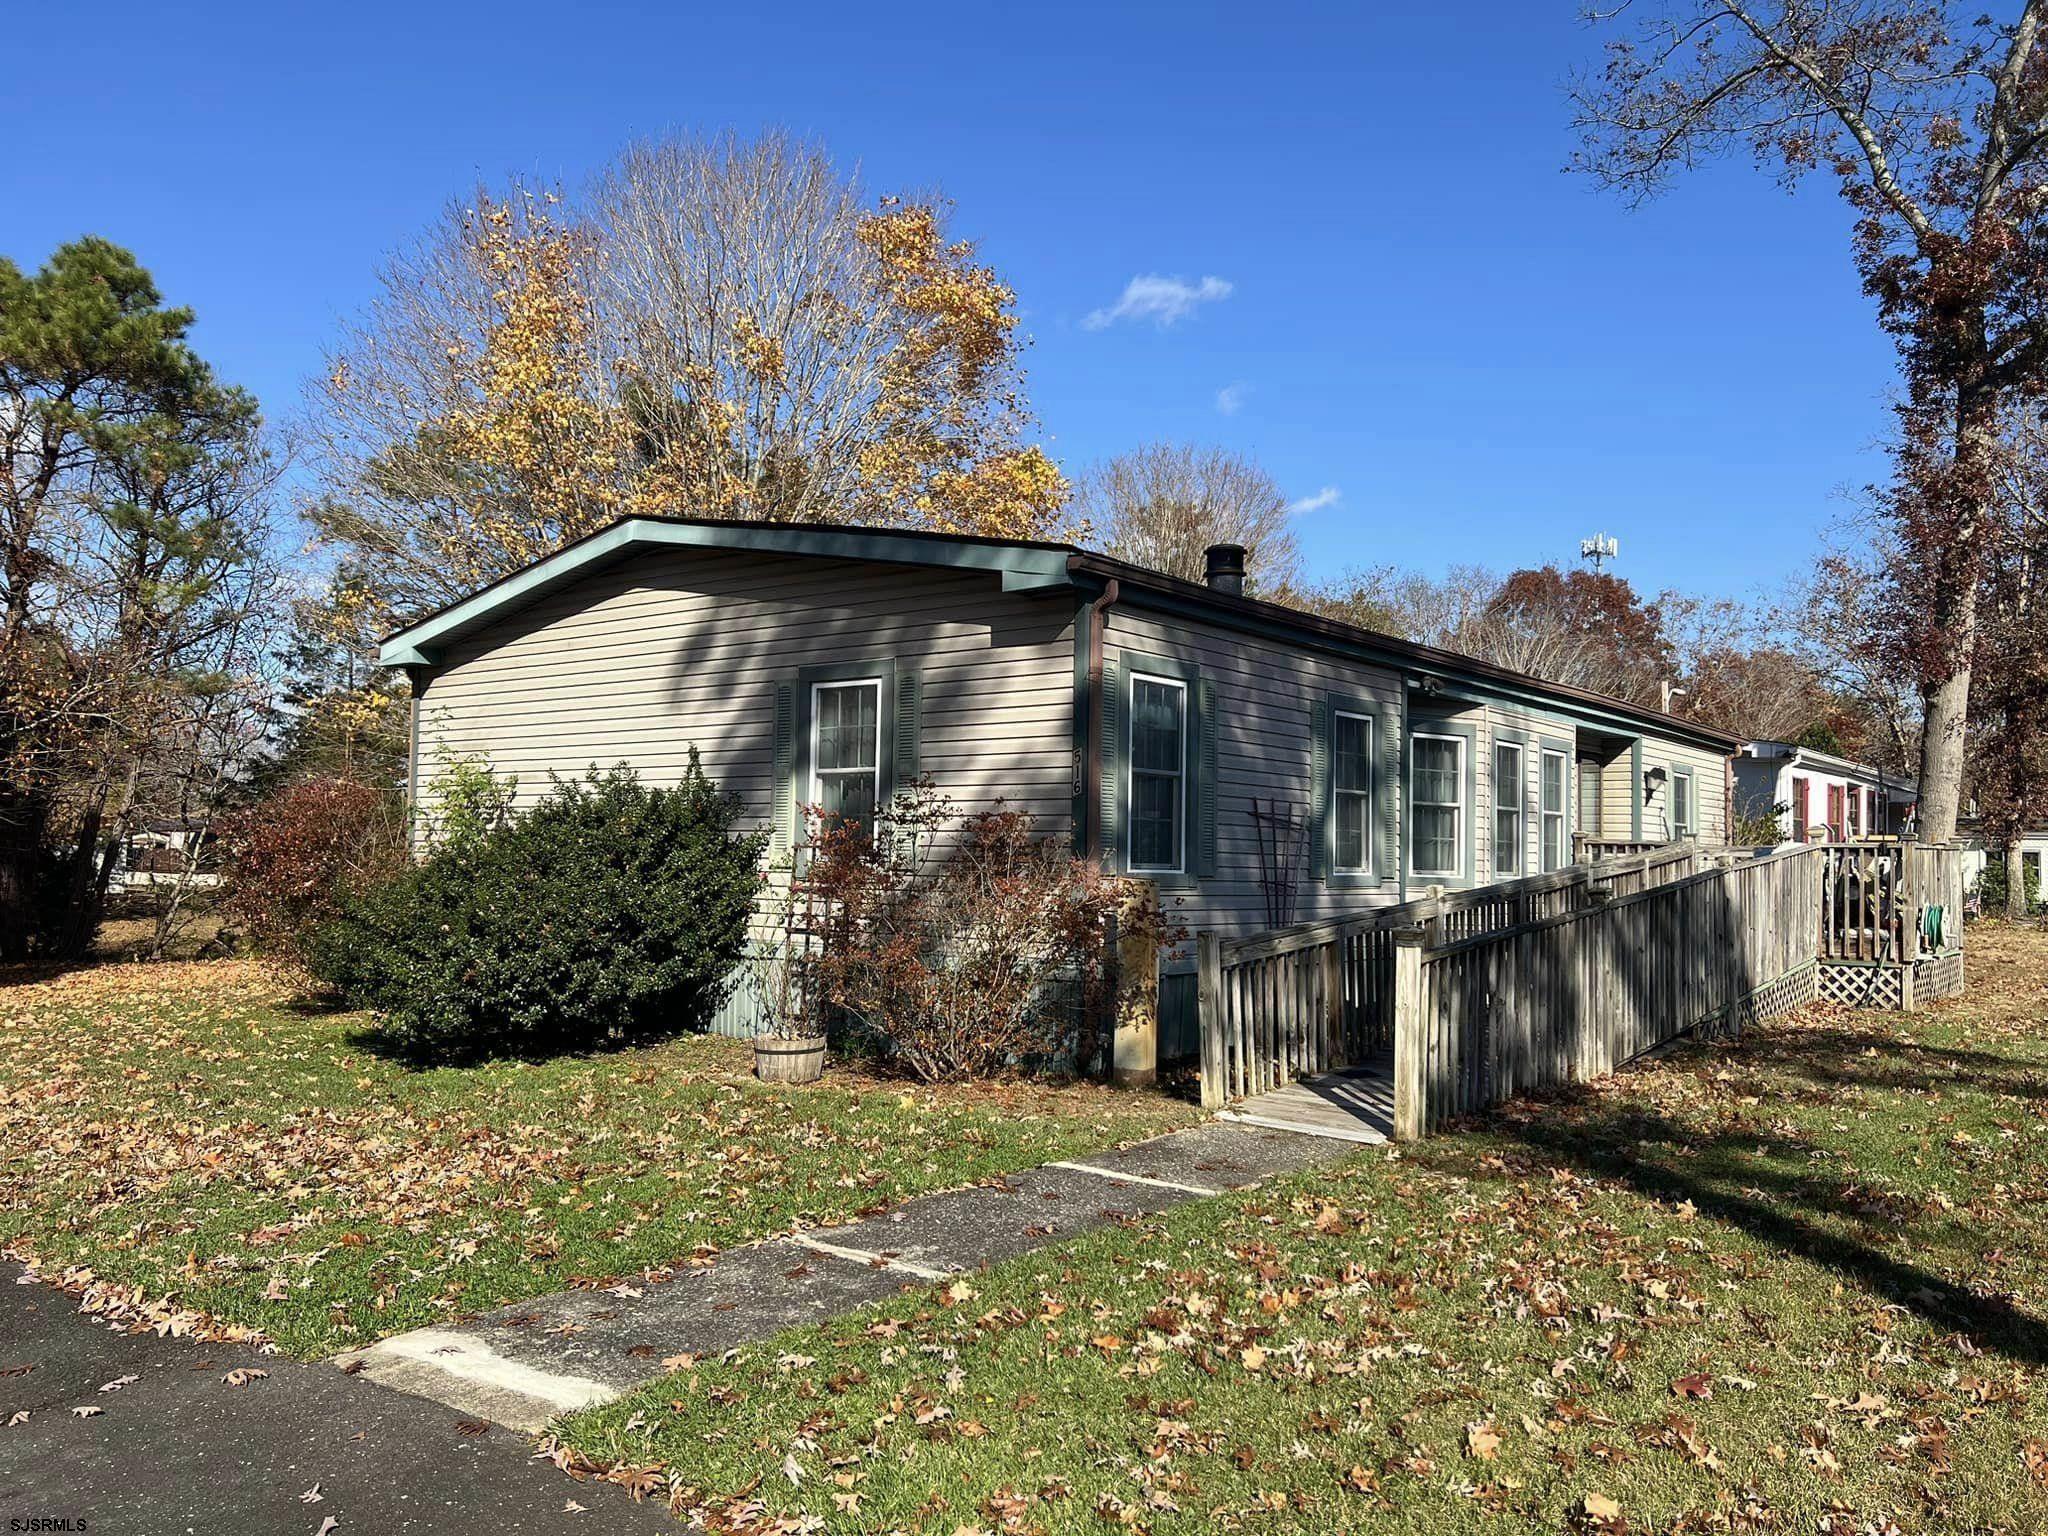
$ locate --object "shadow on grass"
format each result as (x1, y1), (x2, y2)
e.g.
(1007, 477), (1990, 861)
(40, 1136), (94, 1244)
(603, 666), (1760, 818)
(1431, 1052), (2048, 1368)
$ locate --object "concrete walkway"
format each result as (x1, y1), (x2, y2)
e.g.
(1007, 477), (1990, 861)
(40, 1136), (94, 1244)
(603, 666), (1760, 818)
(340, 1120), (1357, 1431)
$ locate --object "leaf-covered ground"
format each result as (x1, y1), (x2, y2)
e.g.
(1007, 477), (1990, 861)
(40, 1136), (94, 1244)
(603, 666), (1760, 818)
(566, 923), (2048, 1534)
(0, 961), (1195, 1358)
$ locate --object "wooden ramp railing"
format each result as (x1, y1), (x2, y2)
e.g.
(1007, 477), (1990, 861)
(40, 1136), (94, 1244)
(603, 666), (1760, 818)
(1392, 846), (1821, 1138)
(1195, 844), (1705, 1107)
(1197, 840), (1972, 1135)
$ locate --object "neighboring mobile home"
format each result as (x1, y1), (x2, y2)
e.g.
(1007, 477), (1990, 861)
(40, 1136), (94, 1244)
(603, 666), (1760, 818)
(379, 517), (1739, 1035)
(1732, 740), (1916, 843)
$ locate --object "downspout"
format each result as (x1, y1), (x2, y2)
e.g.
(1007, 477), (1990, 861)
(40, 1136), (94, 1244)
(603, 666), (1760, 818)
(1083, 579), (1120, 862)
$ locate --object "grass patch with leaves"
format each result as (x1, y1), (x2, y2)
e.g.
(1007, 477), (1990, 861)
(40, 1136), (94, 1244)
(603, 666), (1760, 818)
(0, 960), (1195, 1358)
(565, 923), (2048, 1534)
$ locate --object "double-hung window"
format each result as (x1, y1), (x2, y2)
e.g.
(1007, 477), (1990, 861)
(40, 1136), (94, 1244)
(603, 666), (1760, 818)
(1672, 768), (1695, 838)
(1410, 732), (1465, 880)
(1540, 749), (1568, 871)
(1493, 741), (1524, 876)
(1332, 711), (1374, 875)
(1128, 674), (1187, 873)
(811, 679), (881, 829)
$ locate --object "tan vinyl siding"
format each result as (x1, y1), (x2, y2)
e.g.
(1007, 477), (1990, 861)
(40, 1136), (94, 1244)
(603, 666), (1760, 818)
(1599, 751), (1638, 839)
(1639, 739), (1729, 842)
(415, 548), (1076, 845)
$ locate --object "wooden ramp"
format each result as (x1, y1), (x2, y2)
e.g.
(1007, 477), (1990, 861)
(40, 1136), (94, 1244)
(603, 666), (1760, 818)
(1216, 1057), (1394, 1144)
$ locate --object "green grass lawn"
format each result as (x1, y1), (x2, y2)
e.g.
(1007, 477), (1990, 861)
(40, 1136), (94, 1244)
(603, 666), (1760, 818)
(0, 960), (1195, 1358)
(565, 923), (2048, 1534)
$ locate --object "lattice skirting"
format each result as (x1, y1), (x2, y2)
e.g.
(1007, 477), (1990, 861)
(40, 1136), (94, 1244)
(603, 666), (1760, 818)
(1817, 950), (1965, 1012)
(1726, 961), (1818, 1032)
(1818, 960), (1903, 1010)
(1914, 948), (1964, 1003)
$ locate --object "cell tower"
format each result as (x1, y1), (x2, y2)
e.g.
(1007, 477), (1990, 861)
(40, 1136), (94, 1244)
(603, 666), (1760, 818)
(1580, 532), (1619, 573)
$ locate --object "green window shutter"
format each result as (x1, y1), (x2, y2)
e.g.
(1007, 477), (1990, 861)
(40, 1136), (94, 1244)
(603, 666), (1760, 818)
(1196, 676), (1218, 877)
(1308, 697), (1330, 881)
(894, 669), (921, 792)
(1377, 710), (1400, 884)
(1098, 657), (1122, 868)
(771, 681), (797, 854)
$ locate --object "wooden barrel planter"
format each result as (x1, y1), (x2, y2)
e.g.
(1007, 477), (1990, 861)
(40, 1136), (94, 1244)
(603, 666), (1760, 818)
(754, 1034), (827, 1084)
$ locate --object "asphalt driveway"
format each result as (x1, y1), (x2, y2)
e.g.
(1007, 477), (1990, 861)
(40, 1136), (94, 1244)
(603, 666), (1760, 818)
(0, 1263), (671, 1535)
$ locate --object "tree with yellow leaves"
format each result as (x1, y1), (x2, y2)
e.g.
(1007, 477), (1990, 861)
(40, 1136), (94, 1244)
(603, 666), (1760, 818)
(306, 132), (1071, 636)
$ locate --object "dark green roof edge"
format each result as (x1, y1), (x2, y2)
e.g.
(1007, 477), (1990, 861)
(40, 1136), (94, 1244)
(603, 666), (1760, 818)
(1075, 564), (1740, 756)
(378, 516), (1076, 667)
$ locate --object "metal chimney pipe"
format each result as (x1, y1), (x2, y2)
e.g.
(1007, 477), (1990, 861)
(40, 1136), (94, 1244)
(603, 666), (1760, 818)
(1204, 543), (1246, 596)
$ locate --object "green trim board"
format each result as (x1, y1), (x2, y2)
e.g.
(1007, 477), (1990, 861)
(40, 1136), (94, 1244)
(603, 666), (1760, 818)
(378, 517), (1077, 668)
(1630, 737), (1645, 841)
(1069, 592), (1093, 857)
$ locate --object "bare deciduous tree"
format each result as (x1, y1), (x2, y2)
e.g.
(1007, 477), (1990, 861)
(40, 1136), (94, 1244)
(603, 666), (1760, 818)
(1573, 0), (2048, 842)
(1076, 443), (1302, 592)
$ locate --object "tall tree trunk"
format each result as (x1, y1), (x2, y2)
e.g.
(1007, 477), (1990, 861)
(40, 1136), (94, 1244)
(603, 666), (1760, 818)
(1916, 659), (1973, 843)
(1914, 372), (1995, 845)
(2008, 839), (2028, 918)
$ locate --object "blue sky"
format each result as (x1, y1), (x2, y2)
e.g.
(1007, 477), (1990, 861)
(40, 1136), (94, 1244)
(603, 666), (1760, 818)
(4, 1), (1895, 601)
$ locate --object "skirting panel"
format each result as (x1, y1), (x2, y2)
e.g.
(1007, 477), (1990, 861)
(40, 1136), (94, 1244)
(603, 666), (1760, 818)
(1913, 948), (1964, 1003)
(1726, 961), (1817, 1032)
(1817, 949), (1966, 1012)
(1817, 961), (1904, 1010)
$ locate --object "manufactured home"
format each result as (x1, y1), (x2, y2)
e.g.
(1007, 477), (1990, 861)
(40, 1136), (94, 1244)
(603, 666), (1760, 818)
(1732, 740), (1915, 843)
(380, 517), (1740, 1036)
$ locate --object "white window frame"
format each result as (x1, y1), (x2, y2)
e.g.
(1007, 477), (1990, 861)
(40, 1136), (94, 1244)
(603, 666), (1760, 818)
(1672, 768), (1696, 839)
(1409, 731), (1466, 881)
(1541, 748), (1569, 872)
(1493, 739), (1524, 877)
(809, 677), (882, 826)
(1332, 709), (1374, 877)
(1126, 672), (1188, 876)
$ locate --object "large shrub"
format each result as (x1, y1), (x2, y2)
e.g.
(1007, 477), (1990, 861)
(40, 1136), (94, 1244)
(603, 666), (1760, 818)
(797, 790), (1130, 1081)
(310, 761), (764, 1060)
(217, 777), (408, 954)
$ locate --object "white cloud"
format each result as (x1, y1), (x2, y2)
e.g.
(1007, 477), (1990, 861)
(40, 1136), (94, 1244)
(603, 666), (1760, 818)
(1289, 486), (1341, 515)
(1082, 273), (1234, 331)
(1214, 381), (1249, 415)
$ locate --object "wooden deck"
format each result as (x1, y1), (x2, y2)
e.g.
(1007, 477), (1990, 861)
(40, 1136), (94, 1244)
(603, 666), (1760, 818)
(1215, 1056), (1394, 1144)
